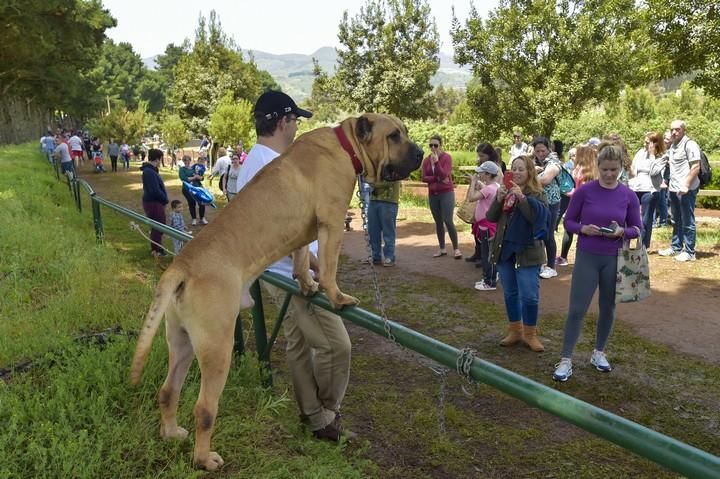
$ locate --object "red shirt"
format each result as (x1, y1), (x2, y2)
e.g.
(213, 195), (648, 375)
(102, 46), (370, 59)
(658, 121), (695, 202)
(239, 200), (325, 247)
(421, 152), (454, 195)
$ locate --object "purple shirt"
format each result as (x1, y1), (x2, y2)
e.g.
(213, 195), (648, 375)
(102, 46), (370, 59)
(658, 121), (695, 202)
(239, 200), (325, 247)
(564, 180), (642, 256)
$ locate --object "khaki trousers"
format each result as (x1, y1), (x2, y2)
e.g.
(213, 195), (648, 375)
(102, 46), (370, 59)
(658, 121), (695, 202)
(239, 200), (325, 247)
(262, 282), (351, 431)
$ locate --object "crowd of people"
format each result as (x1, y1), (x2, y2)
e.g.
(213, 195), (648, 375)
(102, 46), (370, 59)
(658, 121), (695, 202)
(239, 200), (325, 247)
(44, 98), (704, 444)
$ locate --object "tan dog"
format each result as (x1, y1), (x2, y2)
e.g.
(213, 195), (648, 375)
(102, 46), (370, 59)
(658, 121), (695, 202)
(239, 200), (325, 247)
(130, 113), (422, 470)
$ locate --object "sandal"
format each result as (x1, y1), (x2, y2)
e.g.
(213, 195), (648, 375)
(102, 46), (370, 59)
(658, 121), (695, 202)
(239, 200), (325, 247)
(453, 249), (463, 259)
(433, 250), (447, 258)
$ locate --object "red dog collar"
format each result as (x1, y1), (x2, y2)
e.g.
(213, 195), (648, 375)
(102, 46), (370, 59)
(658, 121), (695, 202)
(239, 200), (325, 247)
(333, 126), (364, 175)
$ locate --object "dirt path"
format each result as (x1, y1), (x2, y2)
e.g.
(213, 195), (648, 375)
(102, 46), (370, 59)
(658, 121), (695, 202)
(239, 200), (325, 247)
(342, 205), (720, 365)
(78, 160), (720, 365)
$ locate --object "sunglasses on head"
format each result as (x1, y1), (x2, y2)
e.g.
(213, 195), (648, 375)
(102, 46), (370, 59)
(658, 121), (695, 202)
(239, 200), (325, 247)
(429, 143), (439, 148)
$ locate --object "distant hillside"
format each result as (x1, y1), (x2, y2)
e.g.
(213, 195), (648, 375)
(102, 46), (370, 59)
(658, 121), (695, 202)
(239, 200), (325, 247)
(143, 47), (472, 102)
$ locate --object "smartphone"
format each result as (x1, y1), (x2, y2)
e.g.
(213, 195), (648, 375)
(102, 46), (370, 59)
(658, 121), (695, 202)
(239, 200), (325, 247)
(503, 171), (514, 189)
(598, 226), (616, 234)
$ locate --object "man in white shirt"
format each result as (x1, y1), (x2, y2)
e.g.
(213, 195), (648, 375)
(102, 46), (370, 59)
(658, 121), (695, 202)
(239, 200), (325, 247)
(68, 131), (84, 169)
(53, 139), (74, 176)
(509, 131), (528, 160)
(208, 147), (231, 193)
(236, 91), (352, 442)
(658, 120), (701, 262)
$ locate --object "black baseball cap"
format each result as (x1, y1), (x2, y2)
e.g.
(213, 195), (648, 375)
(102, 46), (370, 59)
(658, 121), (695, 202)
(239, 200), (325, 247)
(254, 90), (313, 120)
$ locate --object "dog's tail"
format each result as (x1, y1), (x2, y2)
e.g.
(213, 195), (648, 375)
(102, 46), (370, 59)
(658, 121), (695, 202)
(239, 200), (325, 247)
(130, 266), (184, 385)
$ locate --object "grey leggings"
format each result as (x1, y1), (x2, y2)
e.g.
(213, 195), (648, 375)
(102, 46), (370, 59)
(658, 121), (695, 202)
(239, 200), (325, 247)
(561, 250), (618, 358)
(428, 191), (458, 250)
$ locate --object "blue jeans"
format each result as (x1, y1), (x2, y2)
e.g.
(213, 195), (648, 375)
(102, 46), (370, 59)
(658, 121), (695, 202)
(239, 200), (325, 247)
(367, 200), (398, 261)
(496, 260), (541, 326)
(656, 188), (669, 225)
(543, 202), (560, 268)
(637, 191), (658, 249)
(669, 189), (698, 255)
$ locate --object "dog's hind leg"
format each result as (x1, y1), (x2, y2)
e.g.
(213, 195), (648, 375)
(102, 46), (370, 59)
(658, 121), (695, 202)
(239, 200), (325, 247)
(158, 316), (194, 441)
(191, 320), (235, 471)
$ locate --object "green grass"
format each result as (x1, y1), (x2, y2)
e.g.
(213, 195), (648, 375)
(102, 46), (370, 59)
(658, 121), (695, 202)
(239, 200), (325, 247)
(1, 143), (719, 478)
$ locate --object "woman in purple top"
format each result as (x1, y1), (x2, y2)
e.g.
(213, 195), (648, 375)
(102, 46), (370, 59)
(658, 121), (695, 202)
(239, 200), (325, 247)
(553, 141), (642, 382)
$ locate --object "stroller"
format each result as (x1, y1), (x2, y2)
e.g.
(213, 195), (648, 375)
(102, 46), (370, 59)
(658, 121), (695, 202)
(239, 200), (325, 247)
(93, 151), (106, 173)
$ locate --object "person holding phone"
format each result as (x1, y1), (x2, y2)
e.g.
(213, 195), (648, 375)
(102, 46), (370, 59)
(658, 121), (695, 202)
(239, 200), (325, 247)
(421, 135), (462, 259)
(552, 141), (642, 382)
(486, 155), (551, 352)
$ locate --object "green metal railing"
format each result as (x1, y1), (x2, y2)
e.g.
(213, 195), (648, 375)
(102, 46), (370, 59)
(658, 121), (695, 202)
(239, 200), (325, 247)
(59, 169), (720, 479)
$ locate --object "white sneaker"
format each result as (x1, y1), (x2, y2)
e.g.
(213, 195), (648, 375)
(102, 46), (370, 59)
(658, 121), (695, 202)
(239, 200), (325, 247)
(201, 218), (209, 225)
(674, 251), (696, 262)
(539, 266), (558, 279)
(590, 350), (612, 372)
(552, 358), (573, 382)
(474, 280), (496, 291)
(658, 248), (677, 257)
(191, 219), (197, 226)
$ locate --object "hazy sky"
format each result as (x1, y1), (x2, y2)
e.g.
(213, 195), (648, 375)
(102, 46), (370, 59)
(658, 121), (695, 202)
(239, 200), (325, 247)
(102, 0), (499, 58)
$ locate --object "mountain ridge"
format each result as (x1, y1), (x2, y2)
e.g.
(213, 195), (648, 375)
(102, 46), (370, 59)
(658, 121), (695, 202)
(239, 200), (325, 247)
(143, 46), (472, 102)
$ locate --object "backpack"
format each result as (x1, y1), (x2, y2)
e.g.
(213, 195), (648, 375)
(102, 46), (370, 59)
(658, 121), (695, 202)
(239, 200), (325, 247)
(554, 163), (575, 195)
(685, 141), (713, 188)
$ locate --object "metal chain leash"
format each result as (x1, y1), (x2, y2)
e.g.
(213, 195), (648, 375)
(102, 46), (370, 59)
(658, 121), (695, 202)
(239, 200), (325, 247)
(355, 174), (463, 432)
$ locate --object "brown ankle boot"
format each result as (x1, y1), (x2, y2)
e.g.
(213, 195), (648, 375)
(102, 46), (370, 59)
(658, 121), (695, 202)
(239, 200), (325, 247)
(522, 325), (545, 352)
(499, 322), (523, 346)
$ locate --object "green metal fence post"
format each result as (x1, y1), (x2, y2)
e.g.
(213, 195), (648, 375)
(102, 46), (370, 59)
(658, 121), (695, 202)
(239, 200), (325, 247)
(249, 280), (271, 386)
(233, 313), (245, 356)
(91, 197), (104, 244)
(74, 180), (82, 213)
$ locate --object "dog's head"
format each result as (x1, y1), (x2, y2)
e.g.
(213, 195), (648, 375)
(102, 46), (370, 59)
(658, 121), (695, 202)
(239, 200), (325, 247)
(349, 113), (423, 184)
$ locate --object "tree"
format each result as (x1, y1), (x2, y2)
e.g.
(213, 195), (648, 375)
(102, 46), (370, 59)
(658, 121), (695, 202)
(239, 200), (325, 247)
(160, 113), (191, 150)
(306, 59), (345, 124)
(431, 85), (465, 123)
(1, 0), (115, 118)
(647, 0), (720, 98)
(168, 11), (270, 133)
(335, 0), (440, 118)
(87, 102), (148, 143)
(451, 0), (655, 138)
(86, 39), (146, 111)
(208, 92), (254, 147)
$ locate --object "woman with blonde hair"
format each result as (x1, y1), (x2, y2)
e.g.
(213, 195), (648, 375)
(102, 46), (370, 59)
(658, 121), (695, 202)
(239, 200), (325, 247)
(556, 145), (598, 265)
(486, 155), (551, 352)
(553, 142), (641, 382)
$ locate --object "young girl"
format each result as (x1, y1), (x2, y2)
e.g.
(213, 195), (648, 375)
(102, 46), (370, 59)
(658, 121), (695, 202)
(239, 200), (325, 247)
(486, 155), (550, 352)
(467, 161), (501, 291)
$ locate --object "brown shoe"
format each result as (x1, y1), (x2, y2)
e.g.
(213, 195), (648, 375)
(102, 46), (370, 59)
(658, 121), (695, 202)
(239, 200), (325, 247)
(499, 321), (523, 347)
(312, 415), (357, 442)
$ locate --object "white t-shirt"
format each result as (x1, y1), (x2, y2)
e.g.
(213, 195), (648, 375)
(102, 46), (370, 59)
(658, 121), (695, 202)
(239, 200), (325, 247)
(668, 136), (701, 192)
(510, 142), (528, 160)
(54, 143), (72, 163)
(236, 143), (318, 278)
(629, 148), (657, 193)
(68, 135), (83, 152)
(212, 155), (231, 176)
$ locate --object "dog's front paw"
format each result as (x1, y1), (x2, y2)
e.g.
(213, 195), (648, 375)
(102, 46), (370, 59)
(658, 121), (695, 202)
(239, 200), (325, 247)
(331, 291), (360, 309)
(298, 277), (319, 297)
(194, 451), (224, 471)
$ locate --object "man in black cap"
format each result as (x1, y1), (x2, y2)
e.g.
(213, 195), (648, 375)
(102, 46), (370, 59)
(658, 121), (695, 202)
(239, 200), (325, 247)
(236, 91), (353, 442)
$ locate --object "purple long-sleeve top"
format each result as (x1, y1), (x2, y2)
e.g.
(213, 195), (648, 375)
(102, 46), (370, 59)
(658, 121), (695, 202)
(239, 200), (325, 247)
(564, 180), (642, 256)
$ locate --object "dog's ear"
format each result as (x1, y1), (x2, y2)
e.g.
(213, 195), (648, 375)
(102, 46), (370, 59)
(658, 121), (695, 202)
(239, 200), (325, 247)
(355, 116), (373, 143)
